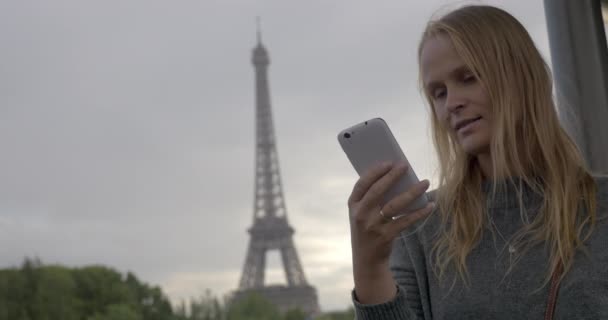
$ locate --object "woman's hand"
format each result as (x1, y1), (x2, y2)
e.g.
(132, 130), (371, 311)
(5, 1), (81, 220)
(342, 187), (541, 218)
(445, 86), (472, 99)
(348, 161), (435, 304)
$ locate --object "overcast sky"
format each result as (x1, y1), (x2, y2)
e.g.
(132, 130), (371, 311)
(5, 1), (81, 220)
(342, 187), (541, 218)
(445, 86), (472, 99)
(0, 0), (551, 311)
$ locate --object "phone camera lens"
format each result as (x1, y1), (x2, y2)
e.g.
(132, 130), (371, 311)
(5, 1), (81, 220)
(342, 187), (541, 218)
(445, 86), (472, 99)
(344, 132), (351, 139)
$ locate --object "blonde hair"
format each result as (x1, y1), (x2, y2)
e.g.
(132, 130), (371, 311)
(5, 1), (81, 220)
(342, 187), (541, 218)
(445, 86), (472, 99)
(418, 5), (598, 291)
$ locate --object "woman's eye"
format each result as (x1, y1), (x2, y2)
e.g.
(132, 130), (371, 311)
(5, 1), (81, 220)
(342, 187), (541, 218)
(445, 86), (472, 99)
(433, 88), (446, 99)
(463, 74), (476, 83)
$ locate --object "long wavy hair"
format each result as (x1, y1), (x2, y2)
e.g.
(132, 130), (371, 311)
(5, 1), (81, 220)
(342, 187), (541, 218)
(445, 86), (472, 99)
(418, 5), (598, 290)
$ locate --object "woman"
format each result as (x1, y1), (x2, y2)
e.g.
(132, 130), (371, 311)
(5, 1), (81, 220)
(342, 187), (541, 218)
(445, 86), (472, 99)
(348, 5), (608, 319)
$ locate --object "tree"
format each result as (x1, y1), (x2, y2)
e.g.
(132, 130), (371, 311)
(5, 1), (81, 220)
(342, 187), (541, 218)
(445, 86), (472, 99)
(283, 308), (306, 320)
(189, 289), (224, 320)
(316, 307), (355, 320)
(0, 269), (27, 320)
(0, 258), (177, 320)
(87, 304), (141, 320)
(30, 266), (80, 320)
(225, 293), (281, 320)
(173, 300), (189, 320)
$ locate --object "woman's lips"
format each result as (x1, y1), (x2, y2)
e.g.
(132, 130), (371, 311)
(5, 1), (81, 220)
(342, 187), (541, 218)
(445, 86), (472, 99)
(457, 117), (482, 134)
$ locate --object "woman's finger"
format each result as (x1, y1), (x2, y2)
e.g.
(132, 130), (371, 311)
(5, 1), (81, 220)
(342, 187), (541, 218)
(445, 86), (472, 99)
(348, 162), (394, 205)
(385, 202), (436, 237)
(358, 163), (409, 209)
(379, 179), (431, 220)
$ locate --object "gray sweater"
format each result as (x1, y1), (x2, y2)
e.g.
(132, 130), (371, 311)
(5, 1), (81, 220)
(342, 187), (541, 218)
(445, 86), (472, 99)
(353, 176), (608, 319)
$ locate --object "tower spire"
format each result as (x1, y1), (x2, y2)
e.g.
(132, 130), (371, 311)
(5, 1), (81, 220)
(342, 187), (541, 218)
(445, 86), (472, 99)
(256, 16), (262, 45)
(252, 16), (269, 67)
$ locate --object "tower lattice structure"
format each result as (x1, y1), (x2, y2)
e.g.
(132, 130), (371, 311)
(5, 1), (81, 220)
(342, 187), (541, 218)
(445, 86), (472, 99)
(231, 25), (319, 316)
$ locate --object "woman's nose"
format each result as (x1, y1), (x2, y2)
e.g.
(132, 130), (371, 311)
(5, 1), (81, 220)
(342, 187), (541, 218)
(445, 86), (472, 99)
(445, 90), (466, 113)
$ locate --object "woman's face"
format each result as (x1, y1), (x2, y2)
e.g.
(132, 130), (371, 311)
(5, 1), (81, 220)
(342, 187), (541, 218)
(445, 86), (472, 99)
(420, 35), (493, 156)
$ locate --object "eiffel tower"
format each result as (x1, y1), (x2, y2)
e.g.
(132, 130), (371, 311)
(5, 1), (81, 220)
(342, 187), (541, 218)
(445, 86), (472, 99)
(230, 22), (319, 316)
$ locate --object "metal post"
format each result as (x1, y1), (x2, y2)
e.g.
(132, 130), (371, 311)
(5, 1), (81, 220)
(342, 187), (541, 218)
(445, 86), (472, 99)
(544, 0), (608, 173)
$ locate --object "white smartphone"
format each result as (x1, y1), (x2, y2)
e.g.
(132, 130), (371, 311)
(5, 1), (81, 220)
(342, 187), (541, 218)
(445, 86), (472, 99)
(338, 117), (428, 214)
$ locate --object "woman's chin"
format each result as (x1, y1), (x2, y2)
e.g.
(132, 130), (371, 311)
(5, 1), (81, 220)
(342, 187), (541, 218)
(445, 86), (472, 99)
(459, 136), (491, 156)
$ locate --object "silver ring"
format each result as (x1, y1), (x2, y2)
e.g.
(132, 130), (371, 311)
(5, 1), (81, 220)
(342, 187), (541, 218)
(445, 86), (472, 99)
(379, 210), (391, 222)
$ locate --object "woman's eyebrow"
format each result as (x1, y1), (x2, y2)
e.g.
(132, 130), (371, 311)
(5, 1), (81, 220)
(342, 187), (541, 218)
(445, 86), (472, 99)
(424, 64), (473, 90)
(449, 64), (472, 77)
(424, 80), (441, 93)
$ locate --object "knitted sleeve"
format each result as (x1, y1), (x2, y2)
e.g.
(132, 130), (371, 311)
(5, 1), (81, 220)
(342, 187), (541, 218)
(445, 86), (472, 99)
(351, 235), (428, 320)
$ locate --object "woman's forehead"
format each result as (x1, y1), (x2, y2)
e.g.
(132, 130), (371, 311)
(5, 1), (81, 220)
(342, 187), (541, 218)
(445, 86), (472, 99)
(420, 35), (468, 86)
